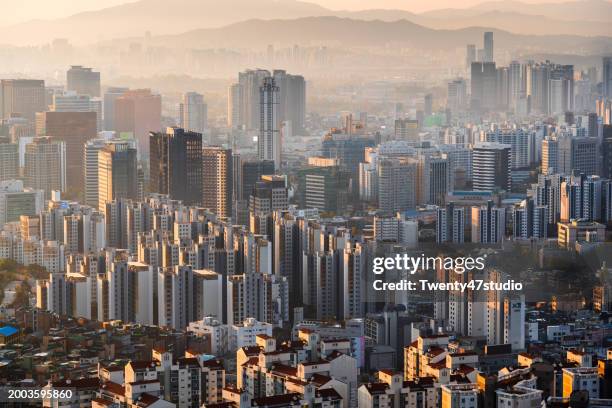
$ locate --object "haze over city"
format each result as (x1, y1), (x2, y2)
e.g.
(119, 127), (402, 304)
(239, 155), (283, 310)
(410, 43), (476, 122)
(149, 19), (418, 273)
(0, 1), (611, 408)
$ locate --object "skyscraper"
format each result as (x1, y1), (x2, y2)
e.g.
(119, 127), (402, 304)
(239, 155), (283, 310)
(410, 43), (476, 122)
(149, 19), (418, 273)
(149, 127), (202, 206)
(24, 137), (66, 199)
(471, 62), (497, 111)
(83, 139), (108, 208)
(97, 141), (138, 210)
(115, 89), (161, 157)
(35, 111), (97, 190)
(258, 76), (281, 170)
(0, 79), (45, 123)
(202, 147), (233, 219)
(273, 70), (306, 135)
(179, 92), (207, 134)
(0, 137), (18, 182)
(103, 87), (128, 131)
(447, 79), (467, 113)
(472, 142), (511, 192)
(483, 32), (494, 62)
(466, 45), (476, 69)
(603, 56), (612, 99)
(66, 65), (101, 97)
(377, 157), (418, 213)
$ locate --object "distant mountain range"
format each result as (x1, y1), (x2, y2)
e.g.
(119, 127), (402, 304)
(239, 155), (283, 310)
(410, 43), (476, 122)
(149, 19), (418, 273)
(127, 16), (611, 54)
(0, 0), (610, 46)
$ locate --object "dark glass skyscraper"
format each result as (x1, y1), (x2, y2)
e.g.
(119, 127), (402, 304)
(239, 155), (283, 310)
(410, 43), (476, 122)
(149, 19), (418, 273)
(149, 127), (202, 206)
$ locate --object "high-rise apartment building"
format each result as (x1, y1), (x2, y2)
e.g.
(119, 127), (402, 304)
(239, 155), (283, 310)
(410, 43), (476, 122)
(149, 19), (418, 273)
(485, 127), (535, 169)
(0, 79), (46, 123)
(202, 147), (233, 219)
(179, 91), (207, 134)
(66, 65), (100, 97)
(229, 69), (306, 134)
(114, 89), (161, 157)
(258, 76), (281, 170)
(35, 111), (97, 189)
(483, 32), (494, 62)
(377, 157), (418, 213)
(24, 137), (66, 199)
(604, 56), (612, 99)
(472, 142), (511, 192)
(0, 137), (19, 182)
(97, 141), (138, 211)
(149, 127), (202, 206)
(436, 202), (465, 243)
(471, 200), (505, 243)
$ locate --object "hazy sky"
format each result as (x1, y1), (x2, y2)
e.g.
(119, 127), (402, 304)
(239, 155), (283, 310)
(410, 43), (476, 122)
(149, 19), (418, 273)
(0, 0), (577, 26)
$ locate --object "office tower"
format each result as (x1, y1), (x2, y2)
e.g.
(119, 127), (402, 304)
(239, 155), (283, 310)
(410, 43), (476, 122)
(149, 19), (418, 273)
(472, 142), (511, 192)
(239, 160), (276, 202)
(0, 180), (44, 225)
(234, 160), (275, 225)
(587, 112), (599, 139)
(541, 136), (559, 174)
(202, 147), (233, 219)
(35, 111), (97, 189)
(103, 87), (128, 131)
(394, 119), (419, 143)
(603, 125), (612, 178)
(114, 89), (161, 157)
(249, 175), (288, 236)
(150, 127), (202, 206)
(436, 202), (465, 243)
(23, 137), (66, 199)
(418, 155), (452, 206)
(0, 79), (45, 123)
(51, 92), (91, 112)
(483, 32), (494, 62)
(179, 91), (207, 134)
(424, 93), (433, 117)
(513, 198), (548, 239)
(604, 57), (612, 99)
(471, 201), (505, 243)
(51, 91), (103, 132)
(66, 65), (100, 97)
(0, 137), (18, 181)
(447, 79), (467, 113)
(470, 62), (497, 111)
(322, 131), (375, 196)
(558, 136), (598, 176)
(83, 139), (108, 208)
(97, 141), (138, 211)
(466, 45), (476, 69)
(297, 158), (351, 213)
(377, 157), (418, 213)
(258, 76), (281, 170)
(485, 127), (535, 169)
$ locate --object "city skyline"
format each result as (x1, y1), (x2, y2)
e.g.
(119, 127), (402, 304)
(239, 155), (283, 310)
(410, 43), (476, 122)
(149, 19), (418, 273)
(0, 3), (611, 408)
